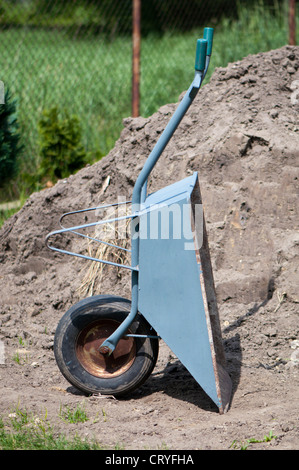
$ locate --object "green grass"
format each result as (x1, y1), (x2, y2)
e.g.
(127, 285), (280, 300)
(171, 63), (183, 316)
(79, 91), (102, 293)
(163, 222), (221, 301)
(140, 1), (291, 115)
(59, 403), (89, 424)
(0, 1), (297, 204)
(0, 195), (25, 227)
(0, 30), (132, 172)
(0, 405), (104, 450)
(230, 430), (277, 450)
(0, 206), (19, 227)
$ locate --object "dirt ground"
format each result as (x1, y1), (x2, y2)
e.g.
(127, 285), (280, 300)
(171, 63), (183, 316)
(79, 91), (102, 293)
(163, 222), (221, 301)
(0, 45), (298, 451)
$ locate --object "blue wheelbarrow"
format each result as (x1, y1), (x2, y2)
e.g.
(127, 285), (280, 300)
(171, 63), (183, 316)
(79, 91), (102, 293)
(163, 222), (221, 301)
(46, 28), (232, 414)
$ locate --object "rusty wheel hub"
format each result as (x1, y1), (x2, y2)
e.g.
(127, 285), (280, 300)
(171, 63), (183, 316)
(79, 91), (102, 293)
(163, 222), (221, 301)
(76, 319), (136, 378)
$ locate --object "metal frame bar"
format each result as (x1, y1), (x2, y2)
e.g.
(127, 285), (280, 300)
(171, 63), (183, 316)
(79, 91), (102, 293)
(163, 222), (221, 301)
(46, 209), (138, 271)
(58, 200), (132, 227)
(59, 200), (132, 254)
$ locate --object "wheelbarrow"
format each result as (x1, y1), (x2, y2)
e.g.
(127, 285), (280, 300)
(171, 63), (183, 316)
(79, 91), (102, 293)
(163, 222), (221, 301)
(46, 28), (232, 414)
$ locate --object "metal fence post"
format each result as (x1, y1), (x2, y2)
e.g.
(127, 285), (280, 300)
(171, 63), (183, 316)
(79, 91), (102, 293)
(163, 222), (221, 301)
(289, 0), (296, 45)
(0, 80), (4, 104)
(132, 0), (141, 117)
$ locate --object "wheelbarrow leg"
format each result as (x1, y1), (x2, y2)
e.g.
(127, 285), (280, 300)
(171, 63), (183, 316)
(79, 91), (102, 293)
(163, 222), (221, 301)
(99, 270), (139, 355)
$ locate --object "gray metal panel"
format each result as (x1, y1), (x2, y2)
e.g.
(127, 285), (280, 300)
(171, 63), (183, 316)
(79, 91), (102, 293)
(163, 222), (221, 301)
(138, 192), (221, 408)
(140, 173), (198, 211)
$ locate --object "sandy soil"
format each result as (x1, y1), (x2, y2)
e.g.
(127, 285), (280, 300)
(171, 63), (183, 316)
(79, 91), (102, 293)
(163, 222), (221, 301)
(0, 45), (298, 450)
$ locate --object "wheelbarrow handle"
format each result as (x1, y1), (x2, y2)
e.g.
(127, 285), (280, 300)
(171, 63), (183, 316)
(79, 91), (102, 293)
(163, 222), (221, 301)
(202, 28), (214, 80)
(204, 27), (214, 56)
(133, 31), (213, 210)
(195, 39), (208, 72)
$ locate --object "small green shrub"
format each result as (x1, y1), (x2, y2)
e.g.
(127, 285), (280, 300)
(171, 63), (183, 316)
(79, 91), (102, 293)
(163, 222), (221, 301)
(0, 88), (22, 185)
(38, 106), (87, 182)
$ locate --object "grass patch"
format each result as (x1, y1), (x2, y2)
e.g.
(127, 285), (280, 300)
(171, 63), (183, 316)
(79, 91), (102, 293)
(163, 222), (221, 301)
(0, 206), (19, 228)
(59, 403), (89, 424)
(230, 430), (277, 450)
(0, 404), (104, 450)
(0, 195), (26, 228)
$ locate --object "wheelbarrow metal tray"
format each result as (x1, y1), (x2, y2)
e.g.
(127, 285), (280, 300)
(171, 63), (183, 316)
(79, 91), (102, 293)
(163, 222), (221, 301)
(138, 172), (232, 413)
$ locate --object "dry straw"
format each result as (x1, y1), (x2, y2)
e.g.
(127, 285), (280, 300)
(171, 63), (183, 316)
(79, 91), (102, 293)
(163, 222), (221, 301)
(77, 204), (131, 298)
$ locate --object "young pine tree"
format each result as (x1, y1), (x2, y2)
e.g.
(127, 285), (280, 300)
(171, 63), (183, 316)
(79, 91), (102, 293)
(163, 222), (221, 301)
(38, 106), (87, 182)
(0, 88), (22, 185)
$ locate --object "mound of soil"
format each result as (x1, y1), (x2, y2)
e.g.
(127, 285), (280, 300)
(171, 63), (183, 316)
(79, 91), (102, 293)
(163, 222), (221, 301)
(0, 45), (298, 450)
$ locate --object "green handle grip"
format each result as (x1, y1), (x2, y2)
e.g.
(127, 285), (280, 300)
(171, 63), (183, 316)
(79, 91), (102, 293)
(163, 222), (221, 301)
(195, 38), (207, 72)
(203, 27), (214, 56)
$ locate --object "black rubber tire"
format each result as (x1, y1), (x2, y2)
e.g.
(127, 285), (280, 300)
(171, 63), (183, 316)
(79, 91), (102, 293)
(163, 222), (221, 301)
(53, 295), (159, 397)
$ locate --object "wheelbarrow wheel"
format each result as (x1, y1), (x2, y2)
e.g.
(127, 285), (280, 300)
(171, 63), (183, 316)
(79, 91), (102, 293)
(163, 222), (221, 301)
(53, 295), (159, 397)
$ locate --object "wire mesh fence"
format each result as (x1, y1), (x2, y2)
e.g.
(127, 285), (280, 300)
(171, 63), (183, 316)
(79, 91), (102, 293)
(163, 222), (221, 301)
(0, 0), (297, 194)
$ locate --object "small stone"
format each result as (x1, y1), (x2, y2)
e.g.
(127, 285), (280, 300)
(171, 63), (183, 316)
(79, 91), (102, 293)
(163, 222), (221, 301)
(27, 307), (40, 317)
(269, 109), (279, 119)
(24, 271), (37, 282)
(290, 350), (299, 366)
(0, 313), (11, 323)
(264, 327), (277, 337)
